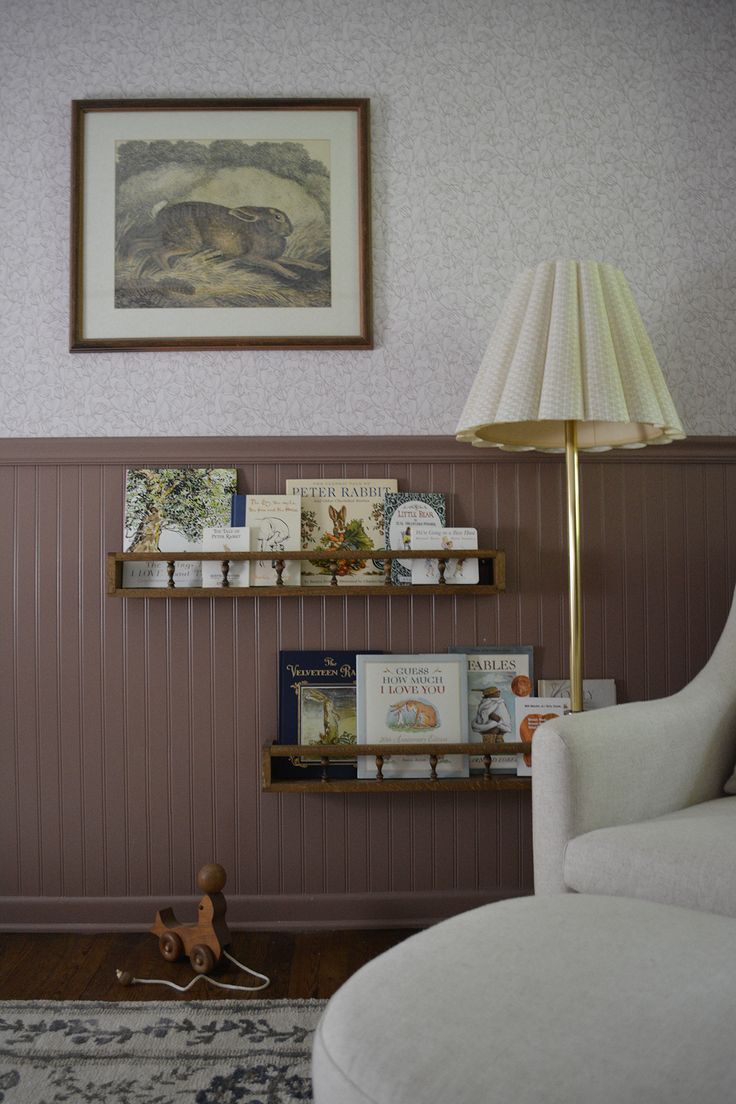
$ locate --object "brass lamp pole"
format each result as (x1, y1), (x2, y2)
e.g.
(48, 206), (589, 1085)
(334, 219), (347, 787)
(456, 260), (685, 713)
(565, 420), (583, 713)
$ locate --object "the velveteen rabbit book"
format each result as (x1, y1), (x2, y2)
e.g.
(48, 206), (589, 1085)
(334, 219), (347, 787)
(285, 478), (397, 586)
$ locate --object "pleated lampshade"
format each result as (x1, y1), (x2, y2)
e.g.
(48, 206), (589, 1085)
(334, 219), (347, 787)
(456, 260), (685, 451)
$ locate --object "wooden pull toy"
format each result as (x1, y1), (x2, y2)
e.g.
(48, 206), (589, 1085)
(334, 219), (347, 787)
(117, 862), (270, 992)
(150, 862), (231, 975)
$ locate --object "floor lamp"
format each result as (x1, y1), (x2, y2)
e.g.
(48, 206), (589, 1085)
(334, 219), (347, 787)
(456, 260), (685, 712)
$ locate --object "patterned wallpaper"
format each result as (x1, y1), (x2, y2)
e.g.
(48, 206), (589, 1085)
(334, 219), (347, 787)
(2, 0), (735, 437)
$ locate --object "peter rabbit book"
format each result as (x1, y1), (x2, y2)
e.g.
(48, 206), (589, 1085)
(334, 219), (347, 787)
(284, 478), (398, 587)
(356, 654), (469, 779)
(201, 526), (250, 588)
(122, 467), (237, 588)
(383, 493), (446, 584)
(411, 527), (479, 585)
(245, 494), (301, 586)
(514, 697), (567, 777)
(277, 650), (382, 780)
(449, 646), (534, 773)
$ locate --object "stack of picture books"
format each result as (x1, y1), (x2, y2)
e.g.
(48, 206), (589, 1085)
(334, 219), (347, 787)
(275, 646), (616, 780)
(121, 467), (483, 589)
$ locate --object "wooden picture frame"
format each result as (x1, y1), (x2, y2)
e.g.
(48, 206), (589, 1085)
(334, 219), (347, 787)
(70, 98), (372, 351)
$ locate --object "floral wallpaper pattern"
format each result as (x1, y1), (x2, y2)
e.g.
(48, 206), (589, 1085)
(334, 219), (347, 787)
(1, 0), (734, 437)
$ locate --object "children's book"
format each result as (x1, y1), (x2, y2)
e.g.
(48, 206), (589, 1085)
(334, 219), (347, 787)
(515, 697), (567, 776)
(245, 494), (301, 586)
(201, 526), (250, 588)
(277, 650), (381, 779)
(356, 653), (469, 779)
(230, 494), (246, 527)
(537, 679), (617, 711)
(449, 646), (534, 773)
(122, 467), (236, 588)
(383, 493), (446, 584)
(411, 527), (479, 584)
(285, 478), (397, 586)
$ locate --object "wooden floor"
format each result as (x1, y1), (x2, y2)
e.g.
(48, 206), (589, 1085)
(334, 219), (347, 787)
(0, 929), (412, 1001)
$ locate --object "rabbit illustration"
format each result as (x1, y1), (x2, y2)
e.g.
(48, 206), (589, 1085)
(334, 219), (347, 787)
(389, 700), (438, 729)
(152, 201), (325, 280)
(329, 505), (347, 538)
(257, 517), (290, 553)
(303, 689), (341, 743)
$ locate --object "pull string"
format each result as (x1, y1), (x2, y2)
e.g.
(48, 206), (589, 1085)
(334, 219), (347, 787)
(116, 948), (270, 993)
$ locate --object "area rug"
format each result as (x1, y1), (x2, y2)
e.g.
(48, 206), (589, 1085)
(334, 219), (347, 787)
(0, 999), (325, 1103)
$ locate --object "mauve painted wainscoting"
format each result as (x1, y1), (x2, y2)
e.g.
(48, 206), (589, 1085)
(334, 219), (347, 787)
(1, 436), (735, 931)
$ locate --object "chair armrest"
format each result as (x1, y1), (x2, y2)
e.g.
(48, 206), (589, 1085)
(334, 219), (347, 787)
(532, 689), (736, 895)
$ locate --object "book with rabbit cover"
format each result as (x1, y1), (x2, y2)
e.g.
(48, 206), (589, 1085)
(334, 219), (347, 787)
(277, 650), (381, 779)
(356, 653), (469, 779)
(285, 478), (398, 586)
(122, 467), (236, 588)
(245, 494), (301, 586)
(383, 492), (446, 584)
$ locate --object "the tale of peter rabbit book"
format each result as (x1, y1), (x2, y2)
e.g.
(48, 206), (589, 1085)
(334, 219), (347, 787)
(122, 467), (236, 588)
(284, 478), (397, 586)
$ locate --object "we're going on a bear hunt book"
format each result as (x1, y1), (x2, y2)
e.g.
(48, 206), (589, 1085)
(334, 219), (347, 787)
(356, 654), (469, 779)
(122, 467), (236, 588)
(285, 478), (397, 587)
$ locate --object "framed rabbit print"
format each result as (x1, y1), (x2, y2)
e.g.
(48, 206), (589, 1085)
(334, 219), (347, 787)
(70, 98), (372, 351)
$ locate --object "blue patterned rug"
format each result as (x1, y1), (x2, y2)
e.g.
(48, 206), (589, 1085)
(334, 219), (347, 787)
(0, 999), (324, 1102)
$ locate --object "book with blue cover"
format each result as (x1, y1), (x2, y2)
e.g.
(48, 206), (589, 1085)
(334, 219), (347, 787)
(277, 649), (381, 779)
(449, 645), (534, 773)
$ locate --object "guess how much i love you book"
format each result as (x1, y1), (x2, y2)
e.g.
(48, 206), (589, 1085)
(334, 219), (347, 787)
(356, 654), (469, 779)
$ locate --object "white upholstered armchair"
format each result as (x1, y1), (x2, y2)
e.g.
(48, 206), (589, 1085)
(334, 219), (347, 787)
(532, 587), (736, 915)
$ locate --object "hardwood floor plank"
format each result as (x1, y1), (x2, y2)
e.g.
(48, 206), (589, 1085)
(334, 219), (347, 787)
(0, 929), (413, 1001)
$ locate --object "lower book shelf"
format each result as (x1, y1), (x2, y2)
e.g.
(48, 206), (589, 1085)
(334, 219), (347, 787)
(262, 742), (532, 793)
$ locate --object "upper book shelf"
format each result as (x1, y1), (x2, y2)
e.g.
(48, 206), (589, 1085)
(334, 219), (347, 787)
(106, 548), (506, 598)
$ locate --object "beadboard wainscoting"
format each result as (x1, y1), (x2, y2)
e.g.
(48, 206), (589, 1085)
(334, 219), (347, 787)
(1, 436), (735, 931)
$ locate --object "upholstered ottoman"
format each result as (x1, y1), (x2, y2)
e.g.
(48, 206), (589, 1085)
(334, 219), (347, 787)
(312, 894), (736, 1104)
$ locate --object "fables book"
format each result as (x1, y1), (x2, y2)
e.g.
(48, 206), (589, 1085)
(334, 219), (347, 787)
(450, 646), (534, 773)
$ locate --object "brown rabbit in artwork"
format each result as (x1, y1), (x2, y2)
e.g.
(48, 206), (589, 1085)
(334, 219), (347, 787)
(329, 505), (347, 540)
(153, 201), (325, 280)
(389, 700), (439, 729)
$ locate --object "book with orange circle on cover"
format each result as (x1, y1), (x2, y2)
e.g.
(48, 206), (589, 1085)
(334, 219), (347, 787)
(449, 646), (534, 774)
(514, 697), (568, 776)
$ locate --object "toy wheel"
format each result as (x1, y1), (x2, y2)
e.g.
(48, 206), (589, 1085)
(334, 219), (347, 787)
(190, 944), (216, 974)
(159, 932), (184, 962)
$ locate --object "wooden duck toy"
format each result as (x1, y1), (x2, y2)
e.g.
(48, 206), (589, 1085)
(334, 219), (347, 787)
(150, 863), (231, 975)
